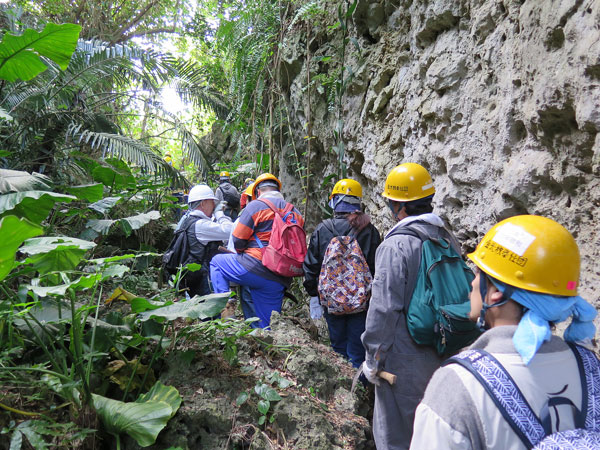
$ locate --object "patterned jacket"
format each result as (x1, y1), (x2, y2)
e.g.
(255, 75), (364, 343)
(302, 215), (381, 297)
(410, 326), (589, 450)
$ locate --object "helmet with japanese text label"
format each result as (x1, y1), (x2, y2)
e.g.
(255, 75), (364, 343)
(467, 215), (580, 296)
(382, 163), (435, 201)
(330, 178), (362, 199)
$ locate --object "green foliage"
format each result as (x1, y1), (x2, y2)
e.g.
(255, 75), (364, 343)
(0, 23), (81, 82)
(237, 374), (289, 427)
(0, 169), (51, 193)
(0, 191), (76, 224)
(137, 293), (230, 322)
(0, 216), (43, 281)
(92, 380), (182, 447)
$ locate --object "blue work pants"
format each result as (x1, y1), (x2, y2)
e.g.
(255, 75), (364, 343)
(210, 254), (285, 328)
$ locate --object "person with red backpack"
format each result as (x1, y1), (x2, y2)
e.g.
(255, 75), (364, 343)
(210, 173), (306, 328)
(303, 179), (381, 368)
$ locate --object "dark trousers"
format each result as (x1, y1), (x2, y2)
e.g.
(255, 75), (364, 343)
(181, 268), (210, 297)
(323, 310), (367, 368)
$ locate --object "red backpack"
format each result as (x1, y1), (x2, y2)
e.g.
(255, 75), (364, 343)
(253, 198), (307, 277)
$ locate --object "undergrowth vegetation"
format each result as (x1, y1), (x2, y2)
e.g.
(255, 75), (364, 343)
(0, 1), (369, 448)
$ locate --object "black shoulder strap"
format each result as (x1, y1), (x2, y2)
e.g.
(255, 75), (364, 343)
(323, 218), (358, 238)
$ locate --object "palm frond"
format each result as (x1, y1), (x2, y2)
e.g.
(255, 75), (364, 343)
(65, 124), (187, 188)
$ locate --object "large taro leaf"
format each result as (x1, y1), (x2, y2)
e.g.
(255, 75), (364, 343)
(24, 245), (87, 274)
(0, 23), (82, 82)
(92, 159), (135, 190)
(121, 211), (161, 237)
(0, 215), (43, 281)
(88, 197), (121, 214)
(92, 394), (173, 447)
(86, 211), (161, 236)
(0, 169), (51, 193)
(0, 191), (76, 224)
(137, 293), (230, 322)
(25, 264), (129, 296)
(66, 183), (104, 202)
(21, 236), (96, 255)
(136, 381), (182, 419)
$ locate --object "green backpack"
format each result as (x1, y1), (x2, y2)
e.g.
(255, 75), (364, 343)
(392, 226), (480, 355)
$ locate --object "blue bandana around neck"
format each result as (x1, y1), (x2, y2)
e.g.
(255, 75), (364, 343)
(328, 194), (361, 213)
(492, 279), (597, 365)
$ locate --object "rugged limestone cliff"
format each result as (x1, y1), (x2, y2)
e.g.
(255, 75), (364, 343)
(277, 0), (599, 309)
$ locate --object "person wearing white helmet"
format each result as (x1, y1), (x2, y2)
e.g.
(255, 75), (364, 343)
(174, 184), (233, 297)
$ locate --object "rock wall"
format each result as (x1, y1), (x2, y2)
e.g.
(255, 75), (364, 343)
(278, 0), (600, 309)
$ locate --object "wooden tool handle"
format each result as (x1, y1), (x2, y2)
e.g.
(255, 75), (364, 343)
(377, 370), (397, 385)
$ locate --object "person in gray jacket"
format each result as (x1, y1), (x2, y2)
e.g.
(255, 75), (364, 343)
(361, 163), (461, 450)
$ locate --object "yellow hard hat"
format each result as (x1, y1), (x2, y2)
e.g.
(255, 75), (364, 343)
(330, 178), (362, 199)
(467, 215), (580, 296)
(243, 183), (254, 197)
(219, 171), (230, 177)
(253, 173), (281, 198)
(382, 163), (435, 201)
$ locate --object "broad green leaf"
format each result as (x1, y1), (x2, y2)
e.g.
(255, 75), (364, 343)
(21, 236), (96, 255)
(136, 381), (182, 419)
(255, 384), (281, 402)
(92, 394), (172, 447)
(24, 245), (87, 274)
(0, 23), (82, 82)
(0, 169), (48, 195)
(137, 293), (229, 322)
(131, 297), (172, 313)
(0, 107), (12, 121)
(0, 191), (75, 224)
(92, 162), (135, 190)
(0, 215), (43, 281)
(66, 183), (104, 202)
(25, 265), (129, 296)
(121, 211), (161, 237)
(257, 399), (270, 415)
(88, 197), (121, 214)
(236, 391), (249, 406)
(86, 219), (113, 234)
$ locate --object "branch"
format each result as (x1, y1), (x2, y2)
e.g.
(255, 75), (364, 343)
(110, 0), (160, 43)
(117, 27), (179, 43)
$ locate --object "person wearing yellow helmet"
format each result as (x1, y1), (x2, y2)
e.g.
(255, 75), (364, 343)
(303, 178), (382, 368)
(361, 162), (462, 449)
(411, 216), (598, 450)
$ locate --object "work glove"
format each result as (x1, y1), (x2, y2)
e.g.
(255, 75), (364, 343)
(309, 296), (323, 320)
(214, 201), (228, 219)
(361, 361), (380, 386)
(214, 200), (227, 213)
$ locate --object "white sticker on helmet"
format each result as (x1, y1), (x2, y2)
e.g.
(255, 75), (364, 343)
(421, 182), (434, 191)
(492, 223), (536, 256)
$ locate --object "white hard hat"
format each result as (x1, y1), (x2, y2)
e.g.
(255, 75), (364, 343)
(188, 184), (218, 203)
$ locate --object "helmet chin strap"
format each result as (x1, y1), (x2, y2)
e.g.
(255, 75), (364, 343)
(388, 200), (405, 220)
(477, 274), (514, 332)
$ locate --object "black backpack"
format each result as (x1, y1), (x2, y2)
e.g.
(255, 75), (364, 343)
(218, 183), (241, 210)
(162, 216), (199, 275)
